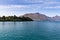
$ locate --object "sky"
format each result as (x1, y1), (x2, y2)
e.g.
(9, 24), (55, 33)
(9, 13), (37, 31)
(0, 0), (60, 17)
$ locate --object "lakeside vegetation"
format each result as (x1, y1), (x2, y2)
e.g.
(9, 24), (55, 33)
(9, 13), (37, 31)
(0, 15), (33, 21)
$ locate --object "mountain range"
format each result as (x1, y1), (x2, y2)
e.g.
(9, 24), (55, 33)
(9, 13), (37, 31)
(22, 13), (60, 21)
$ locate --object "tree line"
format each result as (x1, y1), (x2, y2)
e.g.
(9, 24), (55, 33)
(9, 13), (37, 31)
(0, 15), (33, 21)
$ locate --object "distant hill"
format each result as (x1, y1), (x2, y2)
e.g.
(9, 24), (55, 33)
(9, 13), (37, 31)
(23, 13), (60, 21)
(52, 15), (60, 21)
(23, 13), (52, 21)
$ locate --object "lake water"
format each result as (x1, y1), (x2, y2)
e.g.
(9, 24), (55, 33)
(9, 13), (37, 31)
(0, 21), (60, 40)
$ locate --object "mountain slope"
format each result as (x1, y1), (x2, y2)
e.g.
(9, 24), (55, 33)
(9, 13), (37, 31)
(22, 13), (60, 21)
(23, 13), (51, 21)
(52, 15), (60, 21)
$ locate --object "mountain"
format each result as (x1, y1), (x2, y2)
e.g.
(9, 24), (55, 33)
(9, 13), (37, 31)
(23, 13), (52, 21)
(22, 13), (60, 21)
(52, 15), (60, 21)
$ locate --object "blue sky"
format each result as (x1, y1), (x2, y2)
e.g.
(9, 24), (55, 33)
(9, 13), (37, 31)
(0, 0), (60, 17)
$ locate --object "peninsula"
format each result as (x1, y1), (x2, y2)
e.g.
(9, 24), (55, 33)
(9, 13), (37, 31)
(0, 15), (33, 21)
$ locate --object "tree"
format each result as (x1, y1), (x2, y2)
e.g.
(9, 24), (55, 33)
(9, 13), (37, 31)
(0, 16), (33, 21)
(2, 16), (5, 21)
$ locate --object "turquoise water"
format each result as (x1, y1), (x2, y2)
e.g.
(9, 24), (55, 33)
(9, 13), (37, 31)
(0, 21), (60, 40)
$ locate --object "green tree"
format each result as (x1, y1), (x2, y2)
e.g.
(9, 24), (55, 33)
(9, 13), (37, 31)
(2, 16), (5, 21)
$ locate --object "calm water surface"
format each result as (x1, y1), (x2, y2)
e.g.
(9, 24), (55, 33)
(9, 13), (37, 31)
(0, 21), (60, 40)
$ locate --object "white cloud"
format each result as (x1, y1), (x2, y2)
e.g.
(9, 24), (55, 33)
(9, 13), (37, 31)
(17, 0), (60, 9)
(0, 0), (60, 10)
(25, 0), (44, 3)
(45, 6), (60, 9)
(0, 5), (27, 9)
(39, 0), (60, 9)
(47, 2), (60, 4)
(44, 1), (60, 5)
